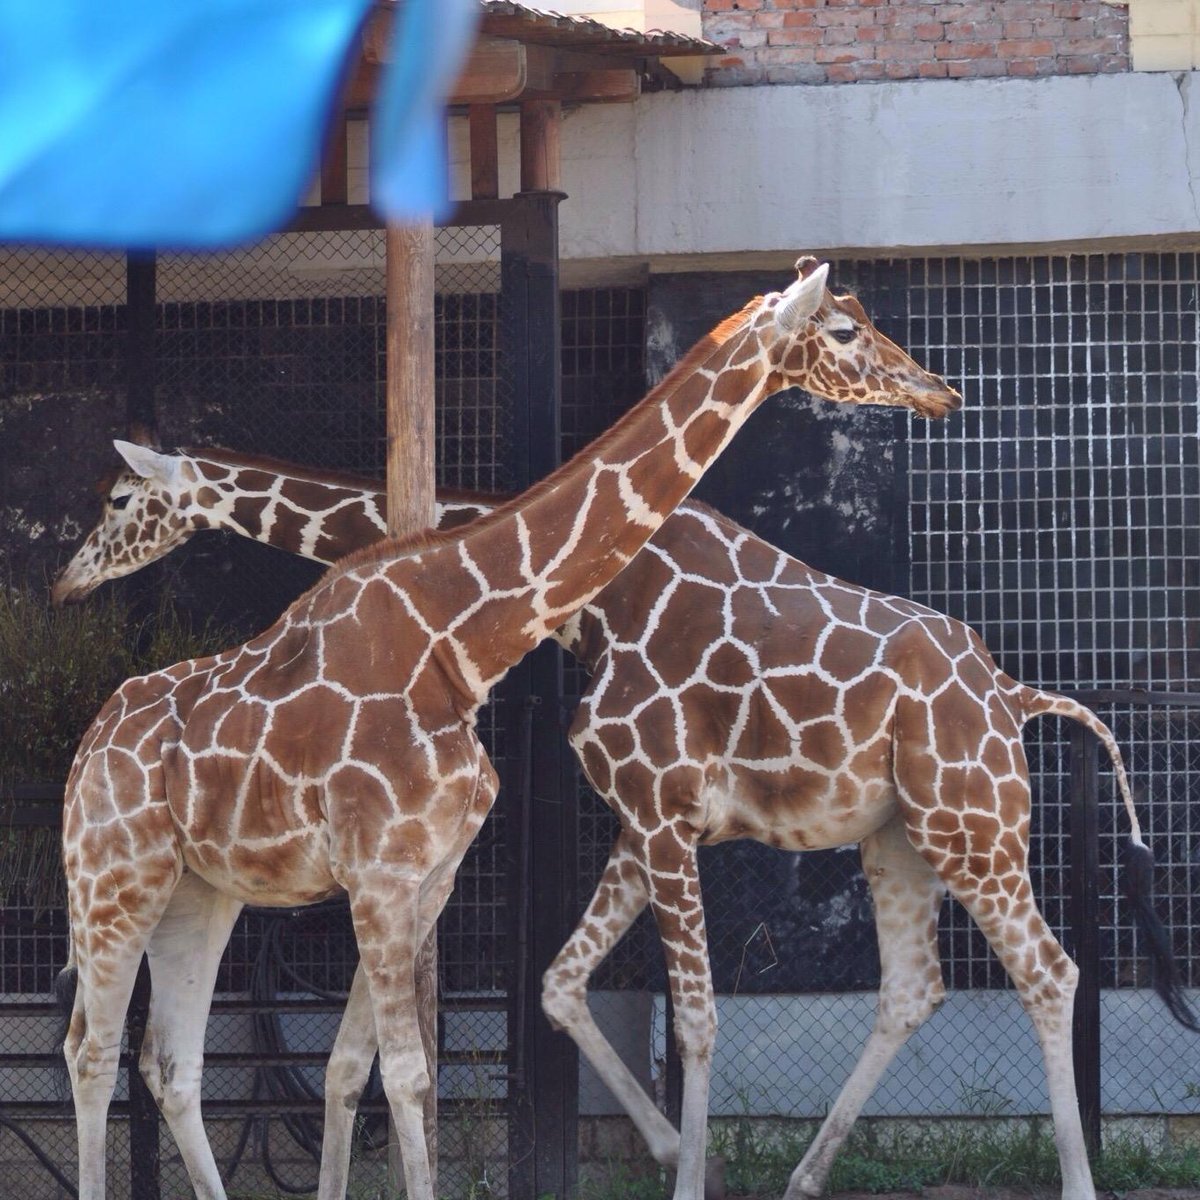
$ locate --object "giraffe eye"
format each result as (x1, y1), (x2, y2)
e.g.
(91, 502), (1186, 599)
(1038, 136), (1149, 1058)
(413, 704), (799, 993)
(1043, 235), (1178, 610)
(111, 495), (131, 510)
(830, 327), (857, 345)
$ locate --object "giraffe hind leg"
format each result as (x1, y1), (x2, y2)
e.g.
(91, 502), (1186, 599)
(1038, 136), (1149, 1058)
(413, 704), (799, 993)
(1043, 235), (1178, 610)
(898, 765), (1095, 1200)
(67, 895), (176, 1200)
(542, 833), (683, 1166)
(785, 813), (947, 1199)
(139, 872), (243, 1200)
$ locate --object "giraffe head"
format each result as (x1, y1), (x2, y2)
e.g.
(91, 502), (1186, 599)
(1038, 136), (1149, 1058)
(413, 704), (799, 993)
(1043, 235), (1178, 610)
(50, 441), (202, 605)
(764, 257), (961, 419)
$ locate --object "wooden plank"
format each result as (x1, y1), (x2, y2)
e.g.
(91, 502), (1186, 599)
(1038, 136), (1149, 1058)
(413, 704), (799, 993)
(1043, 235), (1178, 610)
(469, 105), (500, 200)
(520, 100), (562, 192)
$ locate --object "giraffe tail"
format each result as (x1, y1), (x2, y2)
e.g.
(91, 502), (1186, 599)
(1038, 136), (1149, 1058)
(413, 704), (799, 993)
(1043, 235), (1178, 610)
(1017, 684), (1200, 1033)
(52, 935), (79, 1098)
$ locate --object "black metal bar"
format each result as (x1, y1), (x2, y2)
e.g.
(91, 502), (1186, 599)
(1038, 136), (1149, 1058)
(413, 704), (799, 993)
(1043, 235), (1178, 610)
(125, 252), (157, 440)
(126, 958), (161, 1200)
(500, 189), (577, 1200)
(1069, 722), (1102, 1159)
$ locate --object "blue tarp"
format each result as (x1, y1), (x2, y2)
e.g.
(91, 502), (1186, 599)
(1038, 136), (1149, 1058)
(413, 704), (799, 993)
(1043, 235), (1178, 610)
(0, 0), (477, 249)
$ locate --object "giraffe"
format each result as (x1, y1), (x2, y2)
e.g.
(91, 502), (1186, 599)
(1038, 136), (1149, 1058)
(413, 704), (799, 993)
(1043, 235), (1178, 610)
(57, 259), (961, 1200)
(55, 301), (1193, 1200)
(59, 450), (1198, 1200)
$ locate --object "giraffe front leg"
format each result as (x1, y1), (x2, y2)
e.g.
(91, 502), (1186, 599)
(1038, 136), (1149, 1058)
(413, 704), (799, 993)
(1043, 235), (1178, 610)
(786, 814), (946, 1199)
(345, 871), (437, 1200)
(629, 822), (718, 1200)
(318, 963), (378, 1200)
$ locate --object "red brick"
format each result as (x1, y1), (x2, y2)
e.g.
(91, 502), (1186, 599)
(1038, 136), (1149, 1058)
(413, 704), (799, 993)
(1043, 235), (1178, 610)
(782, 12), (817, 27)
(888, 39), (940, 60)
(856, 24), (886, 42)
(1053, 0), (1087, 17)
(914, 22), (945, 40)
(1064, 53), (1103, 72)
(1031, 18), (1066, 37)
(947, 58), (1006, 76)
(814, 45), (857, 63)
(947, 21), (1005, 41)
(1003, 19), (1034, 38)
(934, 40), (995, 58)
(1059, 36), (1119, 55)
(1007, 58), (1039, 76)
(884, 61), (921, 79)
(824, 26), (860, 44)
(919, 60), (949, 77)
(767, 26), (823, 44)
(814, 8), (875, 26)
(997, 38), (1055, 57)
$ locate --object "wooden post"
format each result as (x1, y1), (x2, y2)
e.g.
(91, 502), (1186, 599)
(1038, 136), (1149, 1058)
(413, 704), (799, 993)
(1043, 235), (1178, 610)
(519, 100), (561, 193)
(384, 218), (438, 1191)
(386, 221), (436, 534)
(469, 105), (500, 201)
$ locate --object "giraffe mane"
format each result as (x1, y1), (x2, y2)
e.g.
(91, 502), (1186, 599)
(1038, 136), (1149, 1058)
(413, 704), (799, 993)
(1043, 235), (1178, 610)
(319, 295), (767, 582)
(177, 446), (505, 508)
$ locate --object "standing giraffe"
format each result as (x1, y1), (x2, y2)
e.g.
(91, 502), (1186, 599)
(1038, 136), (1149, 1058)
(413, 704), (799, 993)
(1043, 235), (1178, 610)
(57, 260), (960, 1200)
(55, 301), (1193, 1200)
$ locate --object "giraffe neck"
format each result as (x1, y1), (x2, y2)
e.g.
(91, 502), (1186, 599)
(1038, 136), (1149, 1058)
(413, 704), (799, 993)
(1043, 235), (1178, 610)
(341, 298), (779, 705)
(183, 450), (491, 562)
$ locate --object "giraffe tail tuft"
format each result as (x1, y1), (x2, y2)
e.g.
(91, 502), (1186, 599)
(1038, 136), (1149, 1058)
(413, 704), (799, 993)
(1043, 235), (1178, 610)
(1123, 840), (1200, 1033)
(52, 943), (78, 1102)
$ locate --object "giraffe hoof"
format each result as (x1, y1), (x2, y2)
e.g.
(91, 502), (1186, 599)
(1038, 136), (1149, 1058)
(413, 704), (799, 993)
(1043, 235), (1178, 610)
(704, 1154), (727, 1200)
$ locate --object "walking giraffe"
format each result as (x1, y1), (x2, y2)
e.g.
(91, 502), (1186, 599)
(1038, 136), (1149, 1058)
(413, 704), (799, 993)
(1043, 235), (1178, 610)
(56, 277), (1195, 1200)
(57, 261), (962, 1200)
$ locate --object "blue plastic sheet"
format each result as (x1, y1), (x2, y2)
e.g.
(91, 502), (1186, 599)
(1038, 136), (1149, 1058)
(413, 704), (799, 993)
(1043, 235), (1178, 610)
(0, 0), (477, 249)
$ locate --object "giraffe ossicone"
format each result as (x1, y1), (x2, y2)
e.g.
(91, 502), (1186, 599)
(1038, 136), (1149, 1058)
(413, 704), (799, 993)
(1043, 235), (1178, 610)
(58, 261), (966, 1200)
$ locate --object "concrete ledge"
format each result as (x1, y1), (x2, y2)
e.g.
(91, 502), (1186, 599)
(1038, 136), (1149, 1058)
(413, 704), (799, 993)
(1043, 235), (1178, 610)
(516, 71), (1200, 265)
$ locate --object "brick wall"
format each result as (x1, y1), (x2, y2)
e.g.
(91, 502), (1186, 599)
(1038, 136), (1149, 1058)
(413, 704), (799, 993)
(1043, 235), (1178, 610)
(704, 0), (1130, 85)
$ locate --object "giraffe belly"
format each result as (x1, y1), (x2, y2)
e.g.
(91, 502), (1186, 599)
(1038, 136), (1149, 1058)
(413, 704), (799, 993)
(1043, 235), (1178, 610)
(180, 829), (341, 907)
(701, 770), (898, 852)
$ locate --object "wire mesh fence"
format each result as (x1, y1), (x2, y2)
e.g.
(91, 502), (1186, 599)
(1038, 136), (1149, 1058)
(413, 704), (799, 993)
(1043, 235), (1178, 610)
(3, 242), (1200, 1193)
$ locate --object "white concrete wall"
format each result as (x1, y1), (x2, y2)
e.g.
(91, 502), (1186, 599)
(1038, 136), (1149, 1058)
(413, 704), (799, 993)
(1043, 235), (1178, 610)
(446, 71), (1200, 272)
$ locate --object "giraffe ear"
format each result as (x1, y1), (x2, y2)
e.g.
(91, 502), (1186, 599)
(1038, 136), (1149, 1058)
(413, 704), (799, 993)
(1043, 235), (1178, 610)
(776, 262), (829, 332)
(113, 439), (180, 486)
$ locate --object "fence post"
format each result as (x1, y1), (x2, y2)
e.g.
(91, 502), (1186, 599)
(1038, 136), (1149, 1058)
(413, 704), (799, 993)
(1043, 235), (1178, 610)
(1068, 722), (1102, 1157)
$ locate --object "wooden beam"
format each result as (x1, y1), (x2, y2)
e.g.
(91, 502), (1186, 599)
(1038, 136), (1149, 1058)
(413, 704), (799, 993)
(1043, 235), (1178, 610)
(468, 105), (500, 201)
(519, 100), (561, 192)
(361, 9), (526, 104)
(525, 69), (640, 104)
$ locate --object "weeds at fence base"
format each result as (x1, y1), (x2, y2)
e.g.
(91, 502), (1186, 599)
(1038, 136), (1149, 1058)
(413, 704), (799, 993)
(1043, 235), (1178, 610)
(580, 1118), (1200, 1199)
